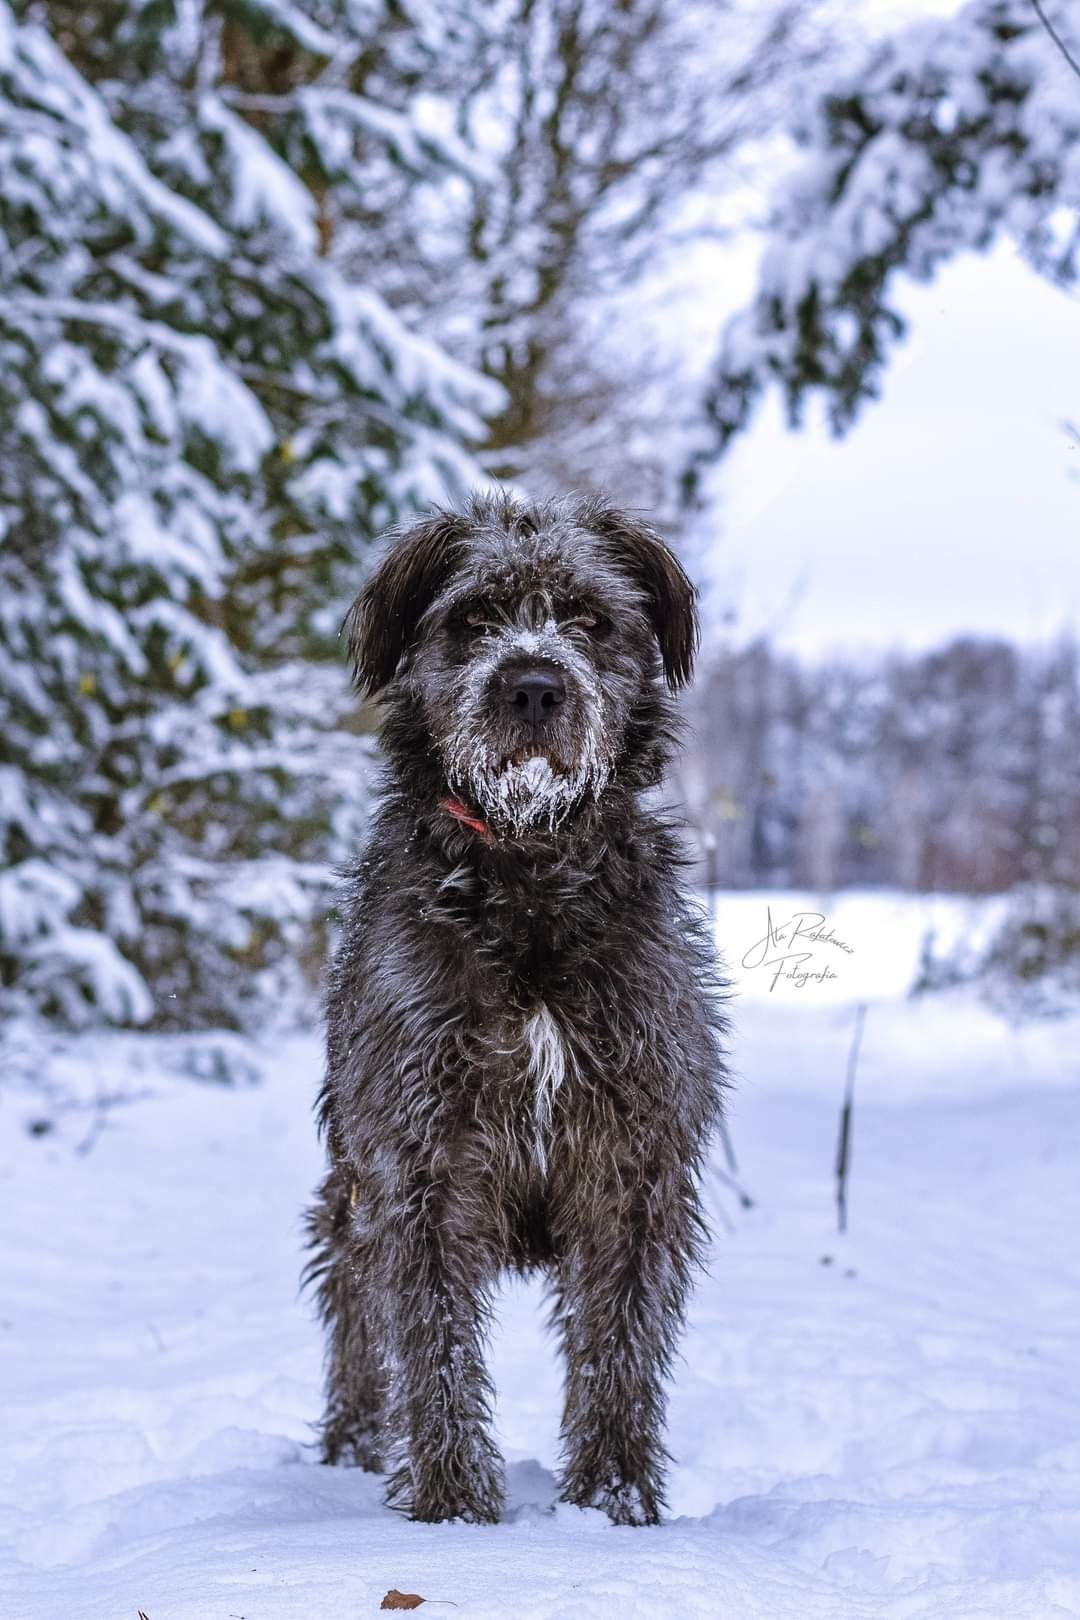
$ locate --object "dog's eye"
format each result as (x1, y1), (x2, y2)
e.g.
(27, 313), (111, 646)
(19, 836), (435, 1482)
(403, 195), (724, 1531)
(564, 608), (605, 635)
(462, 606), (495, 633)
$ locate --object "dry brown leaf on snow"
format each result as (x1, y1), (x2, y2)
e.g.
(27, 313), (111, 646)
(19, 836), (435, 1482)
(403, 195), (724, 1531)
(379, 1591), (425, 1611)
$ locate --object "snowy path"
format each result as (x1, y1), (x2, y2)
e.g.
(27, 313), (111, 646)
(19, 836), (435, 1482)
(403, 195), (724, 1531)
(3, 896), (1080, 1618)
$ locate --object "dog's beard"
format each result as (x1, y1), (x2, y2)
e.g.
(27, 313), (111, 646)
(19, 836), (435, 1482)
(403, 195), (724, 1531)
(449, 741), (611, 836)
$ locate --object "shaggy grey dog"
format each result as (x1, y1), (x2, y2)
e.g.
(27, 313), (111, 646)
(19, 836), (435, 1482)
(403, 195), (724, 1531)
(306, 491), (727, 1527)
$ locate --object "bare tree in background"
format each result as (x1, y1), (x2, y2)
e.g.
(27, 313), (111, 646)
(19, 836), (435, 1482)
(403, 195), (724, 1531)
(366, 0), (828, 518)
(677, 635), (1080, 898)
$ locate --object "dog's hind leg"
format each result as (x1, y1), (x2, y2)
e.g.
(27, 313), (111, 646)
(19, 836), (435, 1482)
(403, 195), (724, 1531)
(304, 1159), (385, 1470)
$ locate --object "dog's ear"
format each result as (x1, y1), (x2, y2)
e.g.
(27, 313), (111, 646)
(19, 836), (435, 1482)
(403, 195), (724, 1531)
(346, 511), (468, 696)
(589, 505), (699, 690)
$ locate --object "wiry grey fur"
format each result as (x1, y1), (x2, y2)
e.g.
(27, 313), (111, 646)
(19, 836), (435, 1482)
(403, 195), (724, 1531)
(305, 490), (728, 1526)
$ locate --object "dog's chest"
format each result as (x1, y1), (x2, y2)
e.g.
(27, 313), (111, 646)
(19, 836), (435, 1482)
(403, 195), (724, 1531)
(445, 876), (606, 1171)
(521, 1003), (570, 1174)
(470, 998), (573, 1176)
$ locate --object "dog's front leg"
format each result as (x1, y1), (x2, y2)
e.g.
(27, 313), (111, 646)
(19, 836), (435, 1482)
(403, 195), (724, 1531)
(379, 1161), (504, 1524)
(552, 1162), (701, 1526)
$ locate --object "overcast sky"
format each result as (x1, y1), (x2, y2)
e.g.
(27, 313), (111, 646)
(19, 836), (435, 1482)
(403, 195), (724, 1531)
(704, 245), (1079, 657)
(677, 0), (1080, 659)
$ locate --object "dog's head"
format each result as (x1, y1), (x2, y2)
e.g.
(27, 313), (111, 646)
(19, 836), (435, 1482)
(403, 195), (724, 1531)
(346, 492), (698, 835)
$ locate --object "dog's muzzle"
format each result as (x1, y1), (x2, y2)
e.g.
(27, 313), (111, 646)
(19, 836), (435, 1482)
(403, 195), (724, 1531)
(442, 630), (612, 835)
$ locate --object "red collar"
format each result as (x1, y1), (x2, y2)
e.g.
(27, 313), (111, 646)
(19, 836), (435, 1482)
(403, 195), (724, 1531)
(439, 795), (494, 843)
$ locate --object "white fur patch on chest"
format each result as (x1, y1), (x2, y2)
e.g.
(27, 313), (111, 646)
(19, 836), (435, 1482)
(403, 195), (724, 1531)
(523, 1003), (567, 1174)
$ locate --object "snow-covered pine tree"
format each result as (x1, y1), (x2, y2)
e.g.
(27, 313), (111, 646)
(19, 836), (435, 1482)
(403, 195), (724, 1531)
(692, 0), (1080, 462)
(0, 0), (498, 1033)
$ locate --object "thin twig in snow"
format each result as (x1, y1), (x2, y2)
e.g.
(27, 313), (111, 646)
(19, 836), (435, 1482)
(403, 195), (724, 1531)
(707, 1172), (737, 1236)
(712, 1163), (755, 1210)
(73, 1089), (152, 1156)
(1030, 0), (1080, 81)
(717, 1114), (740, 1177)
(835, 1003), (867, 1235)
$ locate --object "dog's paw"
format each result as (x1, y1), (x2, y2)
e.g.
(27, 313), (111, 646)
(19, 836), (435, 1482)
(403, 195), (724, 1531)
(408, 1499), (503, 1526)
(387, 1458), (505, 1525)
(563, 1477), (661, 1527)
(402, 1478), (504, 1525)
(320, 1426), (382, 1472)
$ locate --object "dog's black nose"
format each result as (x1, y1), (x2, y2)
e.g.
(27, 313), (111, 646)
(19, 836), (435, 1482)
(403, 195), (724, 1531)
(503, 667), (566, 728)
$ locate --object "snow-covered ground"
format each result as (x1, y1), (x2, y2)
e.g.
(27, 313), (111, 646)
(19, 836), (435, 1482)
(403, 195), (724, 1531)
(3, 891), (1079, 1619)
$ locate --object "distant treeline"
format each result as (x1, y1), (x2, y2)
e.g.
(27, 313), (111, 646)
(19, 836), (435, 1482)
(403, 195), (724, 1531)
(677, 636), (1080, 893)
